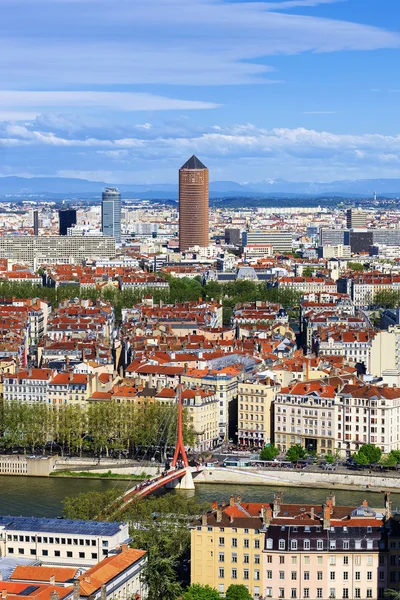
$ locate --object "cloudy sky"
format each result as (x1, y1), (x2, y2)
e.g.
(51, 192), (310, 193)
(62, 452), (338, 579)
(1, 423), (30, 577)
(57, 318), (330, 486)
(1, 0), (400, 184)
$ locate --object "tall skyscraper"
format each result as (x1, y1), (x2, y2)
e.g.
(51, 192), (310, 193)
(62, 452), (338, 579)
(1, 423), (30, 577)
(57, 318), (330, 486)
(33, 210), (39, 236)
(101, 188), (121, 243)
(179, 155), (209, 251)
(59, 209), (77, 235)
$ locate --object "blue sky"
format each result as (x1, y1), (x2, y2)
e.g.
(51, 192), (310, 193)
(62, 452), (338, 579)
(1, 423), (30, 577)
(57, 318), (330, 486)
(1, 0), (400, 184)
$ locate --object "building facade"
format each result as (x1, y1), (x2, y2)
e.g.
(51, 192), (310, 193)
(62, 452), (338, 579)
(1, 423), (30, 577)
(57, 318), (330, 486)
(179, 155), (209, 251)
(59, 210), (77, 236)
(102, 188), (121, 244)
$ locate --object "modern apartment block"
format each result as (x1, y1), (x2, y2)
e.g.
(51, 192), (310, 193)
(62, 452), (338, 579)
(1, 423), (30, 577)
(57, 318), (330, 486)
(179, 155), (209, 251)
(0, 236), (116, 267)
(346, 209), (367, 229)
(242, 231), (293, 254)
(0, 516), (130, 567)
(101, 188), (121, 244)
(191, 493), (392, 600)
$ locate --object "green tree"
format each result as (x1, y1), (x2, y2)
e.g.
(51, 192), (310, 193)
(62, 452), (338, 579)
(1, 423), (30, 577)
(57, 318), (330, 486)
(286, 444), (307, 463)
(348, 262), (365, 271)
(374, 290), (400, 309)
(302, 266), (314, 277)
(225, 585), (253, 600)
(325, 453), (335, 465)
(182, 584), (221, 600)
(260, 444), (279, 461)
(385, 590), (400, 600)
(142, 555), (182, 600)
(353, 443), (382, 466)
(63, 489), (121, 520)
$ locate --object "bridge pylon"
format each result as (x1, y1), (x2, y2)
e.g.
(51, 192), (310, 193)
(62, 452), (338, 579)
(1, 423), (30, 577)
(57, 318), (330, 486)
(169, 385), (194, 490)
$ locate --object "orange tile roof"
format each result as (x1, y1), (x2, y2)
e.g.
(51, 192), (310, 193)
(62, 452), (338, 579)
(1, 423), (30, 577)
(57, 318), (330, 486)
(78, 548), (146, 596)
(11, 566), (78, 584)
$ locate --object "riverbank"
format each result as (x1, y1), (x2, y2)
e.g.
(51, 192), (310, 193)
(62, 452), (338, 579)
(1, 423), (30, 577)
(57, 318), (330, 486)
(50, 469), (152, 481)
(194, 467), (400, 493)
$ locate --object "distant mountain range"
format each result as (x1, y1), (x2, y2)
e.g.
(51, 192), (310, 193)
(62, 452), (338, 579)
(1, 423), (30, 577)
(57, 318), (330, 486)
(0, 175), (400, 199)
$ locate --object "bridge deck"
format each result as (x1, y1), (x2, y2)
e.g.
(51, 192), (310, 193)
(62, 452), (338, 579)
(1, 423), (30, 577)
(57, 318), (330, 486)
(121, 468), (187, 504)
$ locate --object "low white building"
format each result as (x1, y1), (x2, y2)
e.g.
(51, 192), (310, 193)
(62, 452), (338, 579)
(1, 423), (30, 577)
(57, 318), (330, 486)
(0, 516), (130, 568)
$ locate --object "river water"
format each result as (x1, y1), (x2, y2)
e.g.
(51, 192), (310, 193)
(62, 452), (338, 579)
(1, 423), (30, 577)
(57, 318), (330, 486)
(1, 477), (400, 517)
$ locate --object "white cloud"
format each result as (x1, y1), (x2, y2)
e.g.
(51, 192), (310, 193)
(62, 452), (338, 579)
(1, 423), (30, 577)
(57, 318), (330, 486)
(0, 0), (398, 87)
(0, 91), (218, 117)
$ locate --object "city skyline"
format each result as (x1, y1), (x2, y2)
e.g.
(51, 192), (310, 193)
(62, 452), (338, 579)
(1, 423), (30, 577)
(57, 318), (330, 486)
(0, 0), (400, 184)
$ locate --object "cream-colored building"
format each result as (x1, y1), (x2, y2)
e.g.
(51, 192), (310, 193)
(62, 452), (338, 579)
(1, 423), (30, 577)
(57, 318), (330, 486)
(274, 380), (336, 455)
(182, 370), (240, 441)
(182, 387), (219, 451)
(0, 236), (116, 267)
(238, 378), (280, 447)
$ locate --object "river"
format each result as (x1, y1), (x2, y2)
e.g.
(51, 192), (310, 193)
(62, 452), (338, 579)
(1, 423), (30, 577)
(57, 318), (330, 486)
(1, 476), (400, 517)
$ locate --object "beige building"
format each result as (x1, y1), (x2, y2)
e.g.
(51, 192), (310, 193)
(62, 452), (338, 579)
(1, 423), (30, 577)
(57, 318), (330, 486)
(182, 387), (219, 451)
(191, 496), (264, 598)
(274, 380), (336, 455)
(238, 378), (280, 448)
(0, 236), (116, 267)
(192, 493), (390, 600)
(370, 325), (400, 380)
(182, 370), (240, 442)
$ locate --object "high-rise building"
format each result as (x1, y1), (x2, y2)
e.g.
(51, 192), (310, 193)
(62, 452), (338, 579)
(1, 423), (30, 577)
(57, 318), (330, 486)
(102, 188), (121, 243)
(33, 210), (39, 236)
(59, 209), (77, 236)
(179, 155), (209, 251)
(346, 208), (367, 228)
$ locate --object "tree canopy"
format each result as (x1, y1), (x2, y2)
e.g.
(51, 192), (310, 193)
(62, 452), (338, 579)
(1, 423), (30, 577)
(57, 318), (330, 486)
(182, 584), (221, 600)
(225, 585), (253, 600)
(260, 444), (279, 461)
(353, 443), (382, 466)
(286, 444), (307, 463)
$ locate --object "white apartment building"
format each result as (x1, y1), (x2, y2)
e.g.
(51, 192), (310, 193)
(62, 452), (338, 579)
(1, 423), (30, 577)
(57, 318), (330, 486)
(274, 380), (336, 455)
(3, 368), (55, 404)
(0, 236), (116, 267)
(336, 383), (400, 455)
(0, 516), (130, 567)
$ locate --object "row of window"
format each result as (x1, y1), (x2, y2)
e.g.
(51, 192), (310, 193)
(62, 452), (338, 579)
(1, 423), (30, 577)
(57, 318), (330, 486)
(265, 555), (378, 566)
(7, 534), (107, 546)
(269, 538), (374, 550)
(268, 570), (374, 581)
(218, 538), (260, 548)
(218, 568), (259, 580)
(218, 553), (260, 564)
(269, 588), (373, 599)
(8, 547), (101, 559)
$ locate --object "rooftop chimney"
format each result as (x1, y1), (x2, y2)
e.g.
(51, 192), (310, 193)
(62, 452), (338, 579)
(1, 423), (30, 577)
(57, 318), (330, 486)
(230, 495), (235, 507)
(310, 507), (315, 520)
(1, 591), (6, 599)
(49, 576), (55, 586)
(216, 507), (223, 523)
(323, 504), (331, 530)
(202, 514), (208, 527)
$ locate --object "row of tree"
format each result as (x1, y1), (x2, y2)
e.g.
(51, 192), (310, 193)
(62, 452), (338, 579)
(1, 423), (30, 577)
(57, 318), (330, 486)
(0, 278), (302, 325)
(0, 399), (194, 456)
